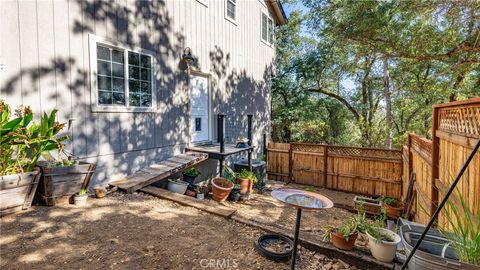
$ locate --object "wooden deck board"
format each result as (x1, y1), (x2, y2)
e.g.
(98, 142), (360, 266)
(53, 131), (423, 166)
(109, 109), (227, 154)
(110, 153), (208, 193)
(139, 186), (237, 218)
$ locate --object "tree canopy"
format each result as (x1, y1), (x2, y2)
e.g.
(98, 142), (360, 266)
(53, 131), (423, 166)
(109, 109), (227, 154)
(272, 0), (480, 148)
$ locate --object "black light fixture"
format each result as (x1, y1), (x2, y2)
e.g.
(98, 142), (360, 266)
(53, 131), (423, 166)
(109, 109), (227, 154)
(182, 47), (195, 65)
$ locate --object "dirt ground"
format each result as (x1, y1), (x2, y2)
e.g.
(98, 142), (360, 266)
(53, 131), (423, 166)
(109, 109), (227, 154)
(201, 180), (370, 248)
(1, 191), (363, 270)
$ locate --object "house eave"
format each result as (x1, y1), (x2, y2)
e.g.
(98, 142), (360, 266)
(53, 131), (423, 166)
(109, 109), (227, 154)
(267, 0), (288, 26)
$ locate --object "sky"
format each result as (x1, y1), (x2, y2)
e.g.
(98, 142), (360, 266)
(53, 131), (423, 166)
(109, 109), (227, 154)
(280, 1), (357, 92)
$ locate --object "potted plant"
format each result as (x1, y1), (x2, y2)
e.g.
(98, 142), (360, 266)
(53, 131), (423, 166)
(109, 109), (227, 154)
(0, 101), (66, 216)
(74, 188), (88, 206)
(236, 169), (257, 194)
(381, 196), (404, 218)
(366, 225), (401, 263)
(36, 158), (96, 206)
(211, 177), (234, 202)
(401, 189), (480, 269)
(182, 167), (201, 185)
(167, 178), (189, 194)
(228, 184), (242, 202)
(323, 217), (359, 250)
(354, 196), (382, 215)
(195, 183), (209, 200)
(94, 186), (107, 198)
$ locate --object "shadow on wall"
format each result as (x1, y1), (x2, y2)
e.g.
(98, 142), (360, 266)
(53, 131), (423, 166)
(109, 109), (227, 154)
(209, 45), (273, 154)
(1, 1), (273, 187)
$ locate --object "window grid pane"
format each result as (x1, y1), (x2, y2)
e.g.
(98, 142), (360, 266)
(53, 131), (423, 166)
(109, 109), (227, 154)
(227, 0), (236, 20)
(268, 18), (274, 44)
(128, 52), (152, 107)
(97, 45), (126, 106)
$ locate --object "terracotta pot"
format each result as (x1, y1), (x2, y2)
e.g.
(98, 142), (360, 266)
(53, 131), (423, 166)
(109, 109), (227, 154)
(211, 177), (233, 202)
(384, 202), (404, 218)
(94, 187), (106, 198)
(185, 189), (196, 197)
(331, 231), (358, 251)
(236, 177), (250, 194)
(248, 180), (254, 193)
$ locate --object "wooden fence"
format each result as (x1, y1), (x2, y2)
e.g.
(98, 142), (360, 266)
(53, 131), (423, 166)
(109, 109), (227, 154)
(267, 143), (403, 199)
(402, 97), (480, 227)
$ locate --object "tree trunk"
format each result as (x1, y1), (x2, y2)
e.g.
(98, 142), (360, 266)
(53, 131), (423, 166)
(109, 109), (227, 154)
(383, 56), (393, 149)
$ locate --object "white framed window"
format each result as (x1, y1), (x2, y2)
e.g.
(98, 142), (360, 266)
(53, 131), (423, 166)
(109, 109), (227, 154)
(89, 34), (156, 112)
(225, 0), (237, 24)
(261, 11), (274, 45)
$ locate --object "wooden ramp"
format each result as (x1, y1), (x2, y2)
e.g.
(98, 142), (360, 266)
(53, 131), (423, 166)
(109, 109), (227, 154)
(140, 186), (237, 218)
(110, 152), (208, 193)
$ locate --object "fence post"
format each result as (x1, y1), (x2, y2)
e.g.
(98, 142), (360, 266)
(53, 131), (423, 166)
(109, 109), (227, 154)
(431, 107), (440, 217)
(323, 145), (328, 187)
(288, 143), (293, 182)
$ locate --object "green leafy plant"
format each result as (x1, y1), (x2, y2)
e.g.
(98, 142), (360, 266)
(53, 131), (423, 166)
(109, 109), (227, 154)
(0, 101), (67, 175)
(323, 217), (359, 242)
(195, 181), (210, 194)
(381, 196), (401, 207)
(441, 189), (480, 265)
(184, 167), (201, 177)
(237, 169), (258, 183)
(222, 165), (237, 183)
(304, 186), (317, 192)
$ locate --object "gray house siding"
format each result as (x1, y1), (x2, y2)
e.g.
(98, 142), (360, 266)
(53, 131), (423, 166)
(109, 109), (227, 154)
(0, 0), (276, 186)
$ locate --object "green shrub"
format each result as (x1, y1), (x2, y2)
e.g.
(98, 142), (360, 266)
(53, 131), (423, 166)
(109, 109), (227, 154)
(184, 167), (201, 177)
(237, 169), (258, 183)
(0, 100), (67, 175)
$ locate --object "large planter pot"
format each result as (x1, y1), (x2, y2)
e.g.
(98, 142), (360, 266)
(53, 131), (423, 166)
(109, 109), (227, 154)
(36, 162), (96, 206)
(211, 177), (233, 202)
(383, 202), (404, 218)
(401, 224), (480, 270)
(353, 196), (382, 215)
(0, 169), (41, 216)
(236, 177), (250, 194)
(167, 179), (189, 194)
(366, 228), (401, 263)
(331, 231), (358, 251)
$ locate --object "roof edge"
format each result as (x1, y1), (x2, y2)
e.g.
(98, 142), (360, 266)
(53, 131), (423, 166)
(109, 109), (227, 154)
(267, 0), (288, 26)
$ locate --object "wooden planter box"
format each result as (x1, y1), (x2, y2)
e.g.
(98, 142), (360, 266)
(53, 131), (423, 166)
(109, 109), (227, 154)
(0, 169), (41, 216)
(353, 195), (382, 215)
(36, 162), (96, 206)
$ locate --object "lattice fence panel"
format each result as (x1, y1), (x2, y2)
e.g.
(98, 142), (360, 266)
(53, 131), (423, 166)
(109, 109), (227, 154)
(328, 146), (402, 160)
(439, 105), (480, 137)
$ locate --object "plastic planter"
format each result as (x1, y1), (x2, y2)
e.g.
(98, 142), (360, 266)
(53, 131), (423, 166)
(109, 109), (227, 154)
(366, 228), (401, 263)
(167, 179), (189, 194)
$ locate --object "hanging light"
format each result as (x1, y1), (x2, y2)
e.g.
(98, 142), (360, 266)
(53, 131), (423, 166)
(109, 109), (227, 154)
(182, 47), (195, 65)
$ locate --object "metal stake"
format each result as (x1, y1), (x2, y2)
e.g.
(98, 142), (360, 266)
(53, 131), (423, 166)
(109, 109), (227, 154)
(291, 208), (302, 270)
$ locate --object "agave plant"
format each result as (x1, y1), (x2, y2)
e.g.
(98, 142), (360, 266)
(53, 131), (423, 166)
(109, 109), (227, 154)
(0, 100), (67, 175)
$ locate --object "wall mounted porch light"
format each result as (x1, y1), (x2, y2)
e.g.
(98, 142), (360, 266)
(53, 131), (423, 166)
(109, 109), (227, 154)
(182, 47), (195, 67)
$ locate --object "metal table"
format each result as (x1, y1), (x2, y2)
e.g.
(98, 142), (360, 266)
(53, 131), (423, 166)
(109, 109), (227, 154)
(271, 189), (333, 270)
(185, 143), (254, 176)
